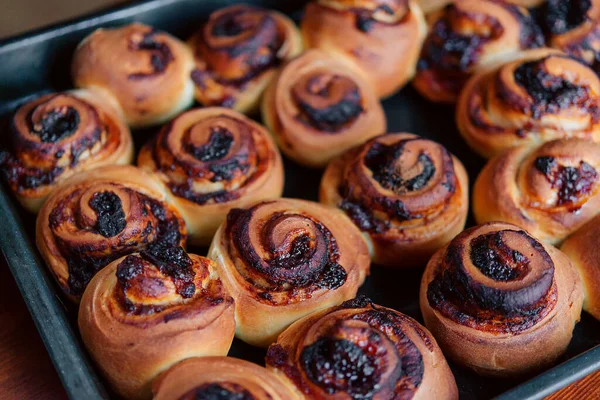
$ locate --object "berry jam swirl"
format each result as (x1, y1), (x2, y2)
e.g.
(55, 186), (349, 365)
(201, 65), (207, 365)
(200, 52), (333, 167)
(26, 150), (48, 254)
(337, 134), (460, 235)
(414, 0), (543, 102)
(179, 383), (255, 400)
(45, 180), (186, 298)
(140, 109), (277, 205)
(291, 72), (364, 133)
(0, 92), (128, 195)
(540, 0), (600, 67)
(427, 224), (558, 334)
(318, 0), (411, 32)
(113, 245), (228, 320)
(189, 5), (299, 108)
(458, 49), (600, 158)
(266, 296), (439, 399)
(225, 201), (347, 304)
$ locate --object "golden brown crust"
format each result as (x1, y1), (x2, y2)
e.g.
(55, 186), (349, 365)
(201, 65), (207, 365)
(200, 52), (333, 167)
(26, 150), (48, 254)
(36, 165), (187, 302)
(71, 23), (195, 127)
(137, 107), (284, 246)
(413, 0), (544, 103)
(153, 357), (301, 400)
(262, 49), (386, 168)
(301, 0), (427, 98)
(540, 0), (600, 66)
(420, 222), (583, 376)
(208, 198), (370, 347)
(456, 48), (600, 158)
(0, 90), (133, 213)
(78, 249), (235, 400)
(561, 215), (600, 321)
(320, 133), (469, 268)
(474, 139), (600, 245)
(188, 5), (302, 114)
(266, 297), (458, 400)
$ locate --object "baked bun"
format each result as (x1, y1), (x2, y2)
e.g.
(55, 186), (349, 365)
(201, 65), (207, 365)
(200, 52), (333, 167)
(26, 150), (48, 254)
(561, 215), (600, 320)
(79, 246), (234, 400)
(414, 0), (544, 103)
(72, 23), (195, 128)
(320, 133), (469, 268)
(420, 222), (583, 376)
(262, 49), (386, 168)
(0, 90), (133, 213)
(301, 0), (427, 98)
(208, 198), (370, 347)
(188, 5), (302, 114)
(456, 48), (600, 158)
(36, 165), (187, 302)
(266, 296), (458, 399)
(418, 0), (547, 14)
(474, 138), (600, 245)
(138, 107), (283, 246)
(153, 357), (300, 400)
(540, 0), (600, 66)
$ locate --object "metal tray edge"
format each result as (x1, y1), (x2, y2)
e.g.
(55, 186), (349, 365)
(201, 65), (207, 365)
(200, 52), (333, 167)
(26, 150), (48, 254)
(0, 185), (108, 400)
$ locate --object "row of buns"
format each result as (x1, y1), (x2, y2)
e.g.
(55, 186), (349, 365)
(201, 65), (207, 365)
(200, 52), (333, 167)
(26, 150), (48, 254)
(2, 1), (600, 399)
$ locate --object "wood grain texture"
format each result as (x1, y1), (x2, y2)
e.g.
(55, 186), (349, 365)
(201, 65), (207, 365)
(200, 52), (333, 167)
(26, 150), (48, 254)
(547, 371), (600, 399)
(0, 259), (66, 400)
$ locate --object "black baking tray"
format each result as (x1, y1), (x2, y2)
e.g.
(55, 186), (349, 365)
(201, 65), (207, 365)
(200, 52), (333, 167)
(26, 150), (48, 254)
(2, 0), (600, 399)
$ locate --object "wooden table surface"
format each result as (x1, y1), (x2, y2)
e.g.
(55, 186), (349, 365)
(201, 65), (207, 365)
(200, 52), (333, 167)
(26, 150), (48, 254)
(1, 0), (600, 399)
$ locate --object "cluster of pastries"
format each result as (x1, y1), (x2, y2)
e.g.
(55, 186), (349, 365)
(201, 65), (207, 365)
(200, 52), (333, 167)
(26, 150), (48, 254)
(4, 1), (600, 399)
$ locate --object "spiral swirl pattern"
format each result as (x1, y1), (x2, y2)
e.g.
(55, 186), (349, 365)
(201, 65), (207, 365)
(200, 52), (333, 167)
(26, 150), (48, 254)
(36, 166), (186, 301)
(72, 23), (195, 127)
(320, 133), (468, 267)
(78, 247), (234, 400)
(266, 296), (457, 400)
(189, 5), (302, 113)
(301, 0), (427, 98)
(420, 222), (583, 376)
(138, 107), (283, 245)
(263, 49), (386, 167)
(208, 199), (370, 346)
(457, 48), (600, 158)
(474, 139), (600, 244)
(541, 0), (600, 68)
(0, 91), (132, 212)
(153, 357), (300, 400)
(414, 0), (543, 103)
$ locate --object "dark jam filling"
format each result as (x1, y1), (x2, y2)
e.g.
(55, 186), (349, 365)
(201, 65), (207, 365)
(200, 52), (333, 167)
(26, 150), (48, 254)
(139, 242), (196, 297)
(188, 127), (234, 162)
(52, 194), (183, 297)
(300, 337), (382, 399)
(513, 58), (596, 119)
(30, 107), (80, 143)
(353, 4), (396, 32)
(534, 156), (599, 206)
(364, 142), (436, 193)
(206, 9), (281, 76)
(88, 191), (127, 238)
(128, 30), (174, 79)
(339, 199), (390, 234)
(427, 230), (556, 332)
(542, 0), (591, 35)
(294, 76), (364, 133)
(470, 232), (529, 281)
(418, 7), (503, 73)
(227, 208), (347, 292)
(181, 383), (255, 400)
(504, 4), (545, 49)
